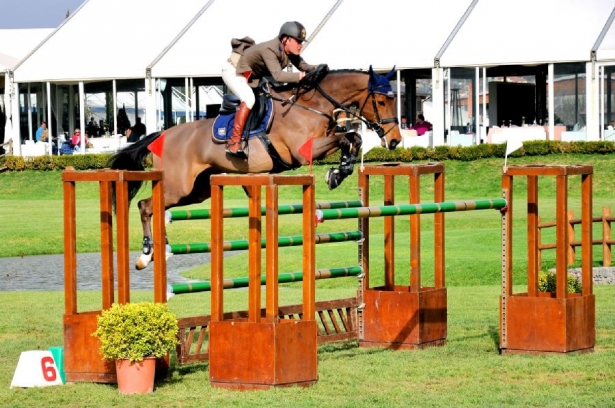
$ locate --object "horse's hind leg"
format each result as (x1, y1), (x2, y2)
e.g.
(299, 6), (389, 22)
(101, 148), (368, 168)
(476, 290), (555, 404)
(135, 196), (171, 270)
(325, 131), (362, 190)
(135, 197), (154, 270)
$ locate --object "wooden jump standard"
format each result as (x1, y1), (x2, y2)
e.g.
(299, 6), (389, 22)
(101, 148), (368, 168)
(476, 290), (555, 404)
(62, 169), (167, 383)
(356, 163), (448, 349)
(207, 174), (318, 390)
(500, 165), (595, 354)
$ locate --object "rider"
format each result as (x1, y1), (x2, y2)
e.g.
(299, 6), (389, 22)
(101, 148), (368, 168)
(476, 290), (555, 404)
(222, 21), (318, 157)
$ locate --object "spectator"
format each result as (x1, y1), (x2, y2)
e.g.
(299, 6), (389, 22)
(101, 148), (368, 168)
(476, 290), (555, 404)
(400, 115), (408, 129)
(126, 128), (139, 143)
(117, 108), (131, 136)
(35, 121), (48, 142)
(132, 116), (146, 139)
(86, 117), (98, 137)
(71, 128), (88, 151)
(411, 114), (432, 136)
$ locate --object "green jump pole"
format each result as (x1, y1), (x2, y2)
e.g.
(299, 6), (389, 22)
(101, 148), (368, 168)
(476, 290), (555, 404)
(169, 230), (363, 255)
(317, 198), (507, 221)
(171, 265), (363, 294)
(169, 200), (363, 221)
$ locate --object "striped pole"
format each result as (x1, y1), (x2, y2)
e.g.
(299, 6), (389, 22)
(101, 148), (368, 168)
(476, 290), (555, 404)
(170, 265), (363, 294)
(169, 230), (363, 255)
(169, 200), (363, 221)
(317, 199), (507, 221)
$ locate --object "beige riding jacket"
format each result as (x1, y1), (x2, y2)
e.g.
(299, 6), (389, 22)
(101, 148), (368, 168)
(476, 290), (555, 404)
(236, 37), (316, 87)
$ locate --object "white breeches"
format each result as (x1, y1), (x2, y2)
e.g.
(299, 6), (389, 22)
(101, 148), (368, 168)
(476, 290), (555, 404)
(221, 61), (255, 109)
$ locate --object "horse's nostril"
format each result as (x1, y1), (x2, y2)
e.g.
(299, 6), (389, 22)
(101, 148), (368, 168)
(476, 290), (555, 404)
(390, 139), (399, 149)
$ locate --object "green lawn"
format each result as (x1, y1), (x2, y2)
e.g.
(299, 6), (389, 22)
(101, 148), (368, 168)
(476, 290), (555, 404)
(1, 155), (615, 406)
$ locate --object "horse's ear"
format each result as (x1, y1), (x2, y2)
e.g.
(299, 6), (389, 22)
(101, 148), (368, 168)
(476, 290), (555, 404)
(368, 65), (376, 80)
(385, 66), (396, 81)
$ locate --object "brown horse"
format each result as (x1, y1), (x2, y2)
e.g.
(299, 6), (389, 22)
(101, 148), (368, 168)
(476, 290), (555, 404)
(109, 66), (402, 269)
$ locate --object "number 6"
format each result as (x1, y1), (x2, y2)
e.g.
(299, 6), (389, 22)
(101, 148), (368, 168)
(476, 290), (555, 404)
(40, 356), (57, 382)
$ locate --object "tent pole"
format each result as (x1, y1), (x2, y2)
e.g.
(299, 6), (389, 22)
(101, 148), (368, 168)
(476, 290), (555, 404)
(78, 81), (85, 152)
(112, 79), (117, 135)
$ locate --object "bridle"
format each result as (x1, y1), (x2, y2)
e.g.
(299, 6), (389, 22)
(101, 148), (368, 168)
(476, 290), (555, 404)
(269, 73), (399, 139)
(314, 82), (399, 139)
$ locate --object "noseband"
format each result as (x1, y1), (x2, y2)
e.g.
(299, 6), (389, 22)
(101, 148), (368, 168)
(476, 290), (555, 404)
(359, 87), (399, 138)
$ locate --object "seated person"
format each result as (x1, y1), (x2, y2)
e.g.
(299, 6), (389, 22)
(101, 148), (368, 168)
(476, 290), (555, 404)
(411, 114), (432, 136)
(126, 127), (139, 143)
(71, 128), (88, 151)
(400, 115), (408, 129)
(35, 121), (49, 142)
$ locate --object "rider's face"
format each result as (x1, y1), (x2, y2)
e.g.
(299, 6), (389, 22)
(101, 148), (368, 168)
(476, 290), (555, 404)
(283, 37), (303, 55)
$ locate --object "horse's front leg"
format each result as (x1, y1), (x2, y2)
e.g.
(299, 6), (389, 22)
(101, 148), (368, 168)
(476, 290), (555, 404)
(325, 131), (362, 190)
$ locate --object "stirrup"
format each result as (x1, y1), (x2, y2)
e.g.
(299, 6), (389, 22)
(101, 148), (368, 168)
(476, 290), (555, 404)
(225, 141), (246, 158)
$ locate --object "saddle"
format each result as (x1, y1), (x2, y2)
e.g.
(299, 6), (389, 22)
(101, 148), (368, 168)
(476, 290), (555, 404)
(212, 80), (278, 142)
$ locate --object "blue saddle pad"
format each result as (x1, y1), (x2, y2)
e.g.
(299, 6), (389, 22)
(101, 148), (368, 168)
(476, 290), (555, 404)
(212, 97), (274, 141)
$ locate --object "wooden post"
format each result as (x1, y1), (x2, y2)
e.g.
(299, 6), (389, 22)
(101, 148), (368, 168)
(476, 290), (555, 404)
(527, 175), (538, 296)
(359, 163), (447, 350)
(62, 169), (165, 383)
(567, 210), (576, 265)
(537, 216), (542, 269)
(501, 165), (595, 354)
(208, 174), (318, 390)
(603, 207), (611, 267)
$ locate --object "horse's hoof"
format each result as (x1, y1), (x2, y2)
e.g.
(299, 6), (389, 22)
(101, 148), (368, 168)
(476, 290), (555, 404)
(325, 168), (342, 190)
(135, 253), (152, 270)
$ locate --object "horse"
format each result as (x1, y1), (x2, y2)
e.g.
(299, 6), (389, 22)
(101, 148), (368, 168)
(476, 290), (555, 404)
(109, 65), (402, 270)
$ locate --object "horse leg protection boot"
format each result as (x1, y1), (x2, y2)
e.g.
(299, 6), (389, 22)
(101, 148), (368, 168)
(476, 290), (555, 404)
(226, 102), (250, 157)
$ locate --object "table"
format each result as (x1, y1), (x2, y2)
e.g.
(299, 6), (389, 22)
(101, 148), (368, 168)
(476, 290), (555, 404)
(401, 129), (431, 148)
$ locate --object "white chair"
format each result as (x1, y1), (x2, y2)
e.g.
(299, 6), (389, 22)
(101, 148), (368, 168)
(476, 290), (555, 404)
(449, 131), (473, 147)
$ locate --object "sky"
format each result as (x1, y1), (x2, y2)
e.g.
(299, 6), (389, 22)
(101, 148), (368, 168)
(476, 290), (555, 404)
(0, 0), (86, 29)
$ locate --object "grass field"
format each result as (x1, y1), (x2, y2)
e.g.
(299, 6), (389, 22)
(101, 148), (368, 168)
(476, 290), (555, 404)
(1, 154), (615, 406)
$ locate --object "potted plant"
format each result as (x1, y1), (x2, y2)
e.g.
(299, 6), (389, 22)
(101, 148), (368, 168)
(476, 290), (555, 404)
(92, 302), (179, 394)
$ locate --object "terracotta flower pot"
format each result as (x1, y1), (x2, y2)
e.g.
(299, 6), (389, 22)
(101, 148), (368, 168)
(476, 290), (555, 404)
(115, 357), (156, 394)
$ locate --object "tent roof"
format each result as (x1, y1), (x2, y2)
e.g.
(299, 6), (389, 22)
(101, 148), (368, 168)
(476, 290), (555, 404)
(0, 28), (53, 70)
(149, 0), (340, 78)
(439, 0), (615, 67)
(595, 12), (615, 62)
(301, 0), (475, 71)
(13, 0), (210, 83)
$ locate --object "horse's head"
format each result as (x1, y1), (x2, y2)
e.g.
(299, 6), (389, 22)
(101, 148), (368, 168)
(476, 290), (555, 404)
(363, 66), (402, 150)
(294, 66), (402, 149)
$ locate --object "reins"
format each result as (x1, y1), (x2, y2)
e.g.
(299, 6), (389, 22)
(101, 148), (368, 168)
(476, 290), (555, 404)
(266, 75), (398, 139)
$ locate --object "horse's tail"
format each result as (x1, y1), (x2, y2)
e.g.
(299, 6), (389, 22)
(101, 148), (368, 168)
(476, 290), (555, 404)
(108, 132), (162, 207)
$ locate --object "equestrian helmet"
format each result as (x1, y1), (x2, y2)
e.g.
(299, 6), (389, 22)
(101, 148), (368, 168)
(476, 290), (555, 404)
(279, 21), (307, 42)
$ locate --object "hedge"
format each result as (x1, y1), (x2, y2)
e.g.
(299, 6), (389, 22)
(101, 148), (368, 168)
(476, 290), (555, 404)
(0, 140), (614, 171)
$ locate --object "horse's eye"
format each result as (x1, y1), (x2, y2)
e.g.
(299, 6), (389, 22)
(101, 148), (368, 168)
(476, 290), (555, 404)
(378, 100), (386, 107)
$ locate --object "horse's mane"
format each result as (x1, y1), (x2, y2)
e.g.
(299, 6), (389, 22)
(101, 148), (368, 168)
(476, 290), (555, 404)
(297, 68), (366, 93)
(327, 69), (368, 76)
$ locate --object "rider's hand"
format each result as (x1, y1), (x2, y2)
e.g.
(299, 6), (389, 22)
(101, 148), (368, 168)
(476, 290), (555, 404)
(299, 71), (306, 80)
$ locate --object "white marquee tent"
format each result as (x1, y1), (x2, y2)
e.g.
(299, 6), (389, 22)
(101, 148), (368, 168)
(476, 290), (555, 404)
(1, 28), (54, 155)
(438, 0), (615, 67)
(149, 0), (341, 78)
(5, 0), (615, 155)
(13, 0), (211, 82)
(301, 0), (476, 71)
(0, 29), (53, 71)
